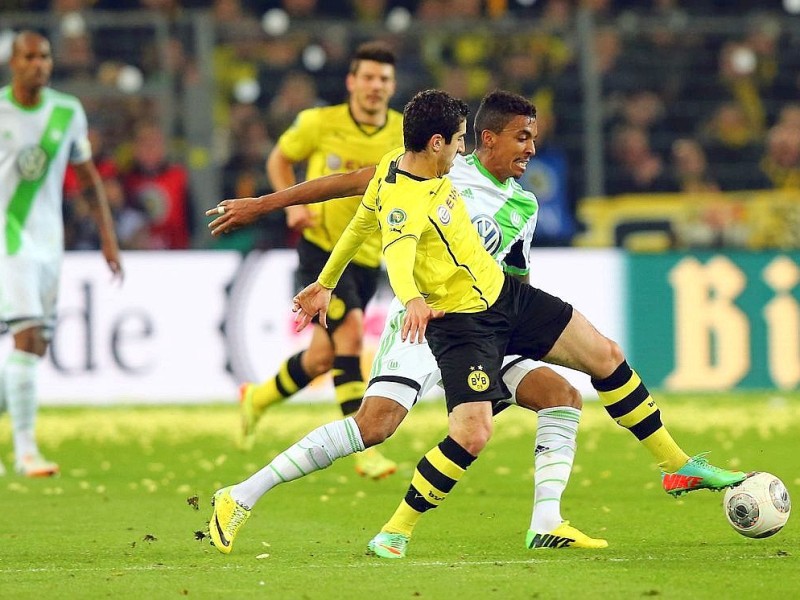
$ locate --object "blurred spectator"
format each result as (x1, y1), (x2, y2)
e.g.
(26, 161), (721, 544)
(669, 138), (720, 194)
(123, 120), (193, 249)
(606, 125), (675, 196)
(218, 117), (293, 250)
(758, 125), (800, 189)
(699, 102), (766, 191)
(609, 90), (672, 155)
(266, 70), (321, 138)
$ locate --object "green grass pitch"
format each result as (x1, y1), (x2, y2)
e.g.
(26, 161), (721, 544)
(0, 392), (798, 599)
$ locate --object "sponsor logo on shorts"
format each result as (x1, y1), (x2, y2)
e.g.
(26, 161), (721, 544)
(467, 365), (490, 392)
(327, 296), (346, 321)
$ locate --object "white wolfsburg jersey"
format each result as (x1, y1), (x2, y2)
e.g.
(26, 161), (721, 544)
(448, 152), (539, 274)
(0, 86), (91, 261)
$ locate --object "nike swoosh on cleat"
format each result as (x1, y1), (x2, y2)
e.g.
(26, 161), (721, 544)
(214, 515), (231, 547)
(379, 544), (402, 555)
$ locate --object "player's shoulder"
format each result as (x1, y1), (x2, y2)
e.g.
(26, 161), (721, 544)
(305, 103), (348, 120)
(42, 87), (84, 109)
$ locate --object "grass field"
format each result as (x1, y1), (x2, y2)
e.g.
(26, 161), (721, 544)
(0, 392), (798, 599)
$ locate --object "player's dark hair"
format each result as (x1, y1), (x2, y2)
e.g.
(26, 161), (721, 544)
(349, 41), (396, 74)
(403, 90), (470, 152)
(473, 90), (537, 149)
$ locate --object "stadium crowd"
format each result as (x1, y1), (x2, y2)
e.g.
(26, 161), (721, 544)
(3, 0), (800, 250)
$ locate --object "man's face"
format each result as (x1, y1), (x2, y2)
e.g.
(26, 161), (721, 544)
(440, 119), (468, 175)
(11, 35), (53, 91)
(346, 60), (396, 117)
(487, 115), (537, 180)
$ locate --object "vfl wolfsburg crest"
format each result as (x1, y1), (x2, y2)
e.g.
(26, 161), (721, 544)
(17, 145), (48, 181)
(471, 214), (502, 256)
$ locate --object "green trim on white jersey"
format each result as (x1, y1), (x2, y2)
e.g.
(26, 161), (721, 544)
(449, 153), (539, 274)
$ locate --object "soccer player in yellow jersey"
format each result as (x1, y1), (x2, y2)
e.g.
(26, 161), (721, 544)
(239, 41), (402, 478)
(205, 91), (745, 557)
(292, 90), (746, 558)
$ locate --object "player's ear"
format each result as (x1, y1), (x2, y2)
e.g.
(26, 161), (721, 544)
(481, 129), (494, 149)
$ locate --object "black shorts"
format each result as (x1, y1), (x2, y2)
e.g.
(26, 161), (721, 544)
(296, 238), (379, 333)
(425, 276), (572, 412)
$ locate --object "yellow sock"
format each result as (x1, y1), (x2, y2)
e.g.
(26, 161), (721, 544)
(383, 437), (475, 537)
(251, 352), (311, 412)
(592, 361), (689, 472)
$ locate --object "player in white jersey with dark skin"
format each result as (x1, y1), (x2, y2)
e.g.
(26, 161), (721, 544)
(0, 31), (122, 477)
(205, 91), (607, 553)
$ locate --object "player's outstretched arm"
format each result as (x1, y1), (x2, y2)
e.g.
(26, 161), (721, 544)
(206, 167), (376, 236)
(73, 160), (124, 282)
(292, 282), (333, 331)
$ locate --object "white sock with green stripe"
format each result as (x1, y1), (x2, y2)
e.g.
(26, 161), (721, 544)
(232, 417), (365, 508)
(530, 407), (581, 534)
(4, 350), (41, 460)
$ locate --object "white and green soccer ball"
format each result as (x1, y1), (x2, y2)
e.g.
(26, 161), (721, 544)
(723, 472), (791, 538)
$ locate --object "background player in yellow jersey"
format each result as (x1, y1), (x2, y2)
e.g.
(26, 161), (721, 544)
(240, 41), (402, 478)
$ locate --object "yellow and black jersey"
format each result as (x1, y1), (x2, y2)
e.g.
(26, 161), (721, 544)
(319, 147), (504, 313)
(277, 103), (403, 268)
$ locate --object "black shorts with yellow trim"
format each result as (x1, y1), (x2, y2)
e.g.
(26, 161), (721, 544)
(426, 276), (572, 412)
(295, 238), (379, 334)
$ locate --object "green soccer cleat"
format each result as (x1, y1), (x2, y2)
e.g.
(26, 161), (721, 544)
(238, 383), (259, 451)
(366, 531), (409, 559)
(208, 486), (251, 554)
(662, 452), (747, 497)
(526, 521), (608, 549)
(354, 447), (397, 480)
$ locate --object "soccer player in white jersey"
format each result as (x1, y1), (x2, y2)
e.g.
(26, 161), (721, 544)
(0, 31), (122, 477)
(204, 91), (607, 554)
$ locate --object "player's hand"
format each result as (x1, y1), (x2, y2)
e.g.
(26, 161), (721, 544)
(285, 205), (316, 232)
(206, 197), (262, 236)
(401, 297), (444, 344)
(101, 241), (124, 284)
(293, 282), (333, 332)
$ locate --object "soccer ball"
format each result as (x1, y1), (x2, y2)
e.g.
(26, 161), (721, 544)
(723, 472), (791, 538)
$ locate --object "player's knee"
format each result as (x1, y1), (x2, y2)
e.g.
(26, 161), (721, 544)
(354, 397), (405, 447)
(451, 423), (492, 455)
(562, 383), (583, 409)
(303, 349), (334, 377)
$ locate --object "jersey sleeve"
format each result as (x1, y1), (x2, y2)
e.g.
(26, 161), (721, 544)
(502, 219), (535, 276)
(276, 109), (321, 162)
(69, 100), (92, 164)
(317, 195), (380, 289)
(379, 186), (430, 306)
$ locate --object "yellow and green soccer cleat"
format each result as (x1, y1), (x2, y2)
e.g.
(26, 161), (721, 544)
(238, 383), (260, 451)
(354, 447), (397, 480)
(662, 452), (747, 497)
(208, 486), (251, 554)
(526, 521), (608, 549)
(367, 531), (409, 559)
